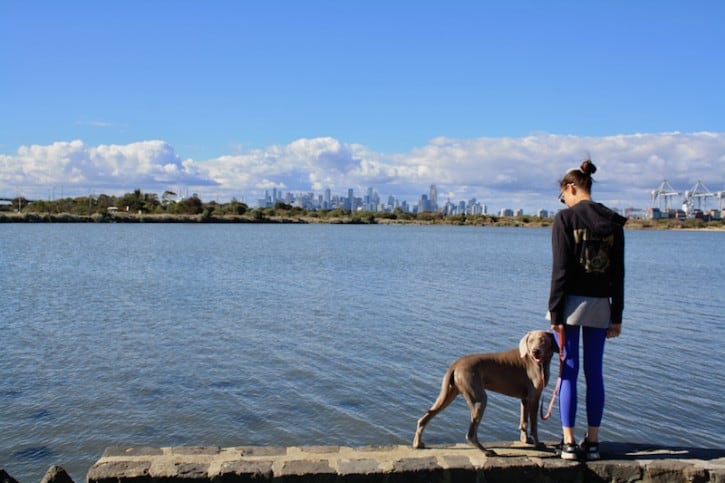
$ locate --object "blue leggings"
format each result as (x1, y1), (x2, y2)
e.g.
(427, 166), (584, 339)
(556, 326), (607, 428)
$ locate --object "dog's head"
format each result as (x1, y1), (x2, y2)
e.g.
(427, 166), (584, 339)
(519, 330), (558, 364)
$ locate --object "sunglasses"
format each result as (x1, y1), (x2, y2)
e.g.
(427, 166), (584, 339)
(558, 183), (575, 204)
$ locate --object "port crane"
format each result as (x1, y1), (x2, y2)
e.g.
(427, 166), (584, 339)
(683, 180), (716, 215)
(650, 180), (680, 212)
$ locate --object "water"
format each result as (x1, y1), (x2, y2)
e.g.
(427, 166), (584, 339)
(1, 224), (723, 482)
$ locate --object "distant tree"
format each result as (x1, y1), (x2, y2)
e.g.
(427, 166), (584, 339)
(393, 208), (414, 220)
(275, 201), (293, 210)
(180, 195), (203, 215)
(12, 196), (30, 211)
(252, 209), (266, 221)
(323, 208), (348, 219)
(75, 196), (95, 215)
(119, 189), (146, 212)
(417, 211), (443, 222)
(228, 199), (248, 215)
(96, 194), (117, 212)
(161, 191), (177, 205)
(202, 205), (215, 219)
(144, 192), (160, 211)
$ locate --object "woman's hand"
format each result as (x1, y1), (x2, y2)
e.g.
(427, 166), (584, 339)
(607, 323), (622, 338)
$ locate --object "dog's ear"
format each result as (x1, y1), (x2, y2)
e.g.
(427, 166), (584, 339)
(549, 332), (560, 353)
(519, 332), (530, 358)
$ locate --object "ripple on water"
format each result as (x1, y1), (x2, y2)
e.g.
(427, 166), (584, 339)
(13, 446), (54, 461)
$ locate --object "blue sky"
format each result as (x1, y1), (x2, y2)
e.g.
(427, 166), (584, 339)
(1, 1), (724, 212)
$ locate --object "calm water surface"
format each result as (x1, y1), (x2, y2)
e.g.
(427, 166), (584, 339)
(1, 224), (723, 482)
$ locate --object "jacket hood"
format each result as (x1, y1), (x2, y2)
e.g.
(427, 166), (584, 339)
(570, 200), (627, 236)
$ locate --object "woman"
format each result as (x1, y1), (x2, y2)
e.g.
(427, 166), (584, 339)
(548, 159), (626, 461)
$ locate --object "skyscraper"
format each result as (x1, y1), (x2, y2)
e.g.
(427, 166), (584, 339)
(429, 185), (438, 212)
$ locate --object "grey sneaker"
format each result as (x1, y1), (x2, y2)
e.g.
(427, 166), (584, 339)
(580, 439), (600, 461)
(559, 442), (581, 460)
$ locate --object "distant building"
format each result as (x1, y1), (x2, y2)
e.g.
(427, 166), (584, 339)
(429, 185), (438, 211)
(346, 189), (354, 211)
(645, 207), (662, 219)
(418, 194), (432, 213)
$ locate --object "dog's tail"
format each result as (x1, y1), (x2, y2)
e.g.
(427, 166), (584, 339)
(429, 364), (457, 411)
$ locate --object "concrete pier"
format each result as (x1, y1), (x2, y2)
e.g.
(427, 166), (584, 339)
(83, 441), (725, 483)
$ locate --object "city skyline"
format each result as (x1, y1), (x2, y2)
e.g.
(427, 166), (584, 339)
(5, 172), (722, 219)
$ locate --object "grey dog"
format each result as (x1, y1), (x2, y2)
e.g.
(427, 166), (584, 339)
(413, 330), (558, 455)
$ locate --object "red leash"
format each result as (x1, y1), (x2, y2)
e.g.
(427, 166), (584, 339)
(541, 326), (566, 421)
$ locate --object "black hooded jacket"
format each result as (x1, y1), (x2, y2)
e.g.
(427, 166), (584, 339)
(549, 200), (627, 326)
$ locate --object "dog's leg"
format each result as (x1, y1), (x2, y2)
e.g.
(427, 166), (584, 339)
(519, 399), (532, 444)
(462, 389), (495, 456)
(413, 383), (459, 449)
(527, 397), (544, 448)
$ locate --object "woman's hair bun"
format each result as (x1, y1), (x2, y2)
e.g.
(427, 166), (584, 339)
(580, 159), (597, 176)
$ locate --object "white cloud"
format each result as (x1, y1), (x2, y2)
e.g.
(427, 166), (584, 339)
(2, 132), (724, 212)
(2, 140), (217, 197)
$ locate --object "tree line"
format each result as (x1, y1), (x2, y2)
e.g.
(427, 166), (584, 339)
(4, 189), (249, 217)
(1, 188), (510, 224)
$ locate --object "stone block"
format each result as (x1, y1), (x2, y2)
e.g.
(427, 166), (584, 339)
(708, 468), (725, 483)
(1, 469), (20, 483)
(169, 463), (211, 480)
(337, 458), (383, 475)
(391, 456), (440, 473)
(236, 446), (287, 457)
(213, 460), (273, 482)
(389, 457), (445, 483)
(356, 445), (399, 453)
(645, 460), (707, 483)
(102, 446), (164, 458)
(440, 454), (474, 469)
(481, 456), (542, 483)
(280, 458), (334, 474)
(439, 455), (477, 483)
(584, 460), (642, 482)
(298, 446), (340, 454)
(538, 467), (583, 483)
(278, 459), (337, 483)
(87, 460), (151, 483)
(40, 466), (75, 483)
(171, 446), (221, 456)
(709, 467), (725, 483)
